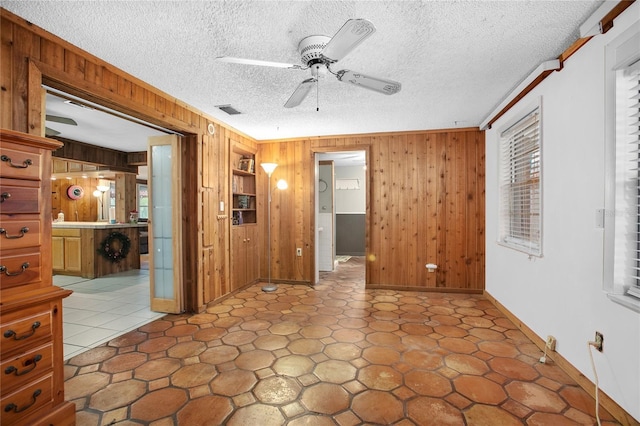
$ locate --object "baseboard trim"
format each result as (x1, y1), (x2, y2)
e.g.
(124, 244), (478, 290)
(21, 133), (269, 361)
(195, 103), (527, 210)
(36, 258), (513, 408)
(484, 290), (639, 426)
(367, 284), (483, 294)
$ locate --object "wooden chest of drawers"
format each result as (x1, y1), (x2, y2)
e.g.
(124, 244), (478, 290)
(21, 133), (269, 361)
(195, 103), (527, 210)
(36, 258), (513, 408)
(0, 129), (75, 425)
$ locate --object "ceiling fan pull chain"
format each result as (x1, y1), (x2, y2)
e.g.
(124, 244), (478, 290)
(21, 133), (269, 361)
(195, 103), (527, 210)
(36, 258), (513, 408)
(316, 79), (319, 112)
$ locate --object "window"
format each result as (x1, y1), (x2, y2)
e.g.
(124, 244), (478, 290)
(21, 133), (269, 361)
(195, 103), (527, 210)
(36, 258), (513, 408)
(622, 61), (640, 299)
(604, 24), (640, 312)
(498, 104), (542, 256)
(610, 58), (640, 298)
(137, 184), (149, 220)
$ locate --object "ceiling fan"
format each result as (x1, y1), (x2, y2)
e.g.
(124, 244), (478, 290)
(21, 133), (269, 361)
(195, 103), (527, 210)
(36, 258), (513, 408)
(217, 19), (402, 108)
(45, 114), (77, 137)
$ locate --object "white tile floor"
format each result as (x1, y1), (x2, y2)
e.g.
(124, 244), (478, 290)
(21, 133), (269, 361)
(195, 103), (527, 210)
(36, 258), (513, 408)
(54, 270), (165, 360)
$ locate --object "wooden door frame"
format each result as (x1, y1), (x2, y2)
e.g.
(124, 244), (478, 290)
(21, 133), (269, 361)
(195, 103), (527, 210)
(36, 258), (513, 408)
(311, 145), (371, 285)
(27, 59), (200, 312)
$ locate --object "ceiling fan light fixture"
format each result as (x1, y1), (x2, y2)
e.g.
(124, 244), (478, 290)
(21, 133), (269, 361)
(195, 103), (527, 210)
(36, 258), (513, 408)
(218, 18), (402, 109)
(310, 63), (328, 78)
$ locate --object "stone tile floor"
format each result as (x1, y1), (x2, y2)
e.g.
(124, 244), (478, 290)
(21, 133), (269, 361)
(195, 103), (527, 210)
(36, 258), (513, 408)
(64, 257), (619, 425)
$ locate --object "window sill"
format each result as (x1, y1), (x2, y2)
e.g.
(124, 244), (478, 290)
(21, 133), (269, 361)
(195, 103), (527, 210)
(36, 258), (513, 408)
(607, 293), (640, 313)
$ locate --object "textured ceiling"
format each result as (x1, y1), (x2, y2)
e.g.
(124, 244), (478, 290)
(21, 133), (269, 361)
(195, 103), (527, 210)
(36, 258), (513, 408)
(3, 0), (603, 144)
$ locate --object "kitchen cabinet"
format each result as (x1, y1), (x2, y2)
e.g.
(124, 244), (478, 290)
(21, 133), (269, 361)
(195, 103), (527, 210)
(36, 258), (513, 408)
(51, 228), (82, 273)
(0, 128), (75, 426)
(52, 222), (145, 279)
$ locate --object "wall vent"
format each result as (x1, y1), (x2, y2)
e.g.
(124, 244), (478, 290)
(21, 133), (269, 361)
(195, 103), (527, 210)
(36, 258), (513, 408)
(216, 104), (242, 115)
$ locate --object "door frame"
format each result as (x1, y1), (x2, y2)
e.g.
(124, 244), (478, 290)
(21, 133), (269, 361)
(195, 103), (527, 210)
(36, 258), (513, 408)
(28, 60), (198, 311)
(311, 146), (370, 285)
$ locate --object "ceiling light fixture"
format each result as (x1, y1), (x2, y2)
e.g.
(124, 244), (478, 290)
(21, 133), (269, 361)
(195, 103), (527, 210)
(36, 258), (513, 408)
(217, 19), (401, 109)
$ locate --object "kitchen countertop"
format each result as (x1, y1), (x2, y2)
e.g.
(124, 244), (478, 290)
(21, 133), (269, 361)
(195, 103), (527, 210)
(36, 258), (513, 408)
(52, 221), (148, 229)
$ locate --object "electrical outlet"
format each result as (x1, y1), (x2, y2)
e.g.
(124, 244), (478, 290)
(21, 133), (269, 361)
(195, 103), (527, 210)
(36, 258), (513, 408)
(594, 331), (604, 352)
(296, 248), (302, 257)
(545, 335), (556, 351)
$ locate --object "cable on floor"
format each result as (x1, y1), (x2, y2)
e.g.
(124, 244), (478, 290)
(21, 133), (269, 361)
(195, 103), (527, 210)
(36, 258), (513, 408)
(587, 341), (602, 426)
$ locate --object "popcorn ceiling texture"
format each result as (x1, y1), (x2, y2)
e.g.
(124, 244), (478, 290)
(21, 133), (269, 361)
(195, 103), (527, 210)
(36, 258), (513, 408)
(3, 1), (601, 140)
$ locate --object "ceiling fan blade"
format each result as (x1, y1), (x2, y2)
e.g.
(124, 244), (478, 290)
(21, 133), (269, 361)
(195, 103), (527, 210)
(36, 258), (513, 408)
(335, 70), (401, 95)
(321, 19), (376, 62)
(284, 78), (317, 108)
(216, 56), (304, 70)
(46, 115), (77, 126)
(45, 127), (61, 137)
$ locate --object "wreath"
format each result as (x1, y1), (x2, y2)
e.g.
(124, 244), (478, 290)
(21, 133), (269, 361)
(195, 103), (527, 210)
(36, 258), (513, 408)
(97, 232), (131, 263)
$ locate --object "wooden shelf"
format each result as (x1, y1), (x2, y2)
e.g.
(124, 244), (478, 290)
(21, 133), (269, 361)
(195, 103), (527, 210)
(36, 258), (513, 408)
(231, 149), (257, 226)
(232, 168), (255, 177)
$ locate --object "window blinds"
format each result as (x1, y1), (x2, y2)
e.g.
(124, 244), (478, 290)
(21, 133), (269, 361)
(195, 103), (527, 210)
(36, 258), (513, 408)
(499, 108), (542, 255)
(626, 62), (640, 298)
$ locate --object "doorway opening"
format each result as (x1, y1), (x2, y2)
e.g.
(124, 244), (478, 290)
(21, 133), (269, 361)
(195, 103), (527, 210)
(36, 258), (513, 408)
(314, 150), (368, 284)
(43, 85), (185, 358)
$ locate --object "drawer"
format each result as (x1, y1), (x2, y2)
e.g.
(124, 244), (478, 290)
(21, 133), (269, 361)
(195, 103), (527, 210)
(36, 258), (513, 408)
(1, 308), (52, 356)
(1, 373), (53, 426)
(0, 252), (41, 291)
(0, 181), (39, 214)
(0, 145), (41, 181)
(0, 219), (41, 251)
(1, 343), (53, 396)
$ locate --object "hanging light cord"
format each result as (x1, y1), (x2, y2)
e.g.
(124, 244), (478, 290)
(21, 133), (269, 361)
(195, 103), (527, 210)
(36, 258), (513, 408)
(316, 78), (319, 112)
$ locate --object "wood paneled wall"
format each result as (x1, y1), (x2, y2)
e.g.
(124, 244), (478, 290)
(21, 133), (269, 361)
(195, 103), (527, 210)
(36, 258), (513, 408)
(52, 137), (138, 173)
(0, 8), (251, 311)
(258, 129), (485, 292)
(52, 177), (100, 221)
(1, 7), (486, 308)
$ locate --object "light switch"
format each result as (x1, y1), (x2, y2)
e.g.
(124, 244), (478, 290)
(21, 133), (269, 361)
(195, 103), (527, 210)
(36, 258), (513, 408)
(220, 201), (225, 212)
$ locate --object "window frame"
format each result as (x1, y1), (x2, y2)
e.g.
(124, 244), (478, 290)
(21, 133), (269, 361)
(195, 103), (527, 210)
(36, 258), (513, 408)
(603, 23), (640, 313)
(497, 99), (543, 257)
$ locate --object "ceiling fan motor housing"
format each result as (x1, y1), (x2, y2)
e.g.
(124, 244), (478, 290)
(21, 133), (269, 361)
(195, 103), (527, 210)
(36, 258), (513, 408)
(298, 35), (330, 66)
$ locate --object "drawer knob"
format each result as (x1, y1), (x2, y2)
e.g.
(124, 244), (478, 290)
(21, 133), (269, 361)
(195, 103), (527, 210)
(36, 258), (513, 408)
(3, 321), (40, 341)
(4, 354), (42, 376)
(0, 227), (29, 239)
(0, 262), (29, 276)
(0, 192), (10, 203)
(4, 389), (41, 414)
(1, 154), (33, 169)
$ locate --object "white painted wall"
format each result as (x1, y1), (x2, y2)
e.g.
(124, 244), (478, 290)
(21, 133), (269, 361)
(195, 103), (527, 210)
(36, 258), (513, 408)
(335, 165), (366, 214)
(485, 4), (639, 421)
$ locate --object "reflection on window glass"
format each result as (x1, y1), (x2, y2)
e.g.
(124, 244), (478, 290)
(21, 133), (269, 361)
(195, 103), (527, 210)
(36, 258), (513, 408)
(137, 184), (149, 219)
(109, 182), (116, 208)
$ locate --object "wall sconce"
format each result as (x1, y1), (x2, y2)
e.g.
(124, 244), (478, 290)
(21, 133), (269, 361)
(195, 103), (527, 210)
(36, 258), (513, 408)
(261, 162), (287, 292)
